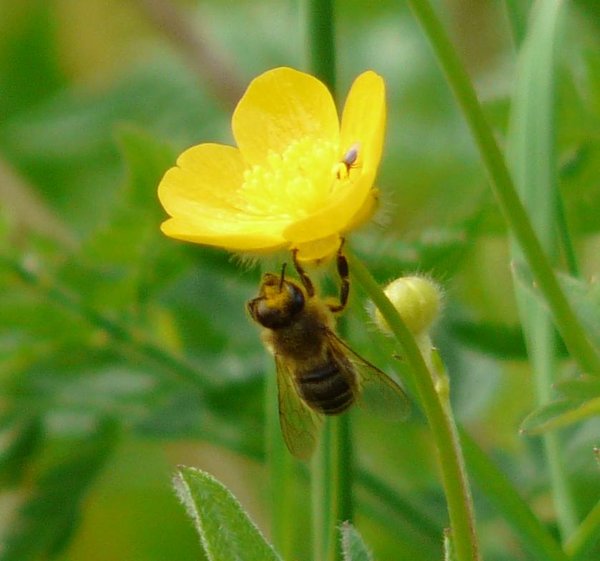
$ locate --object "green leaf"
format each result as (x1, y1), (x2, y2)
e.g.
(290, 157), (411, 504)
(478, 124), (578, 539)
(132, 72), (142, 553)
(0, 418), (118, 561)
(460, 429), (569, 561)
(513, 266), (600, 368)
(175, 466), (281, 561)
(0, 415), (43, 487)
(340, 522), (374, 561)
(0, 1), (66, 118)
(520, 397), (600, 435)
(565, 498), (600, 561)
(115, 124), (177, 212)
(556, 273), (600, 355)
(443, 528), (456, 561)
(447, 318), (529, 359)
(555, 375), (600, 400)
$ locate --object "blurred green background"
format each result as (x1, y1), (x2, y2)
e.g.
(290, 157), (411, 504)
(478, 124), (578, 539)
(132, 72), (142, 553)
(1, 1), (599, 560)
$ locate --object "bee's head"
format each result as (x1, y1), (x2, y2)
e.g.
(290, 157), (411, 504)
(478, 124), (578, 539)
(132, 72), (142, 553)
(247, 264), (305, 329)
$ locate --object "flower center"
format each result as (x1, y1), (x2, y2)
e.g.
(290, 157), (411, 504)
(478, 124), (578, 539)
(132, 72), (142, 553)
(237, 137), (340, 220)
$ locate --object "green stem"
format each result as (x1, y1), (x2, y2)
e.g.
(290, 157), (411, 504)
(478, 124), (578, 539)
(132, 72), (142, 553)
(265, 359), (295, 559)
(312, 421), (332, 561)
(306, 0), (336, 90)
(312, 416), (353, 561)
(305, 3), (349, 560)
(348, 251), (480, 561)
(556, 192), (580, 277)
(1, 255), (206, 392)
(334, 413), (353, 532)
(504, 0), (532, 47)
(565, 499), (600, 561)
(406, 0), (600, 377)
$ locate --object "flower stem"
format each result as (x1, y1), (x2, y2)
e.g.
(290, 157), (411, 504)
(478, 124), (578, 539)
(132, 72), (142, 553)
(305, 0), (336, 90)
(265, 360), (295, 559)
(305, 3), (350, 561)
(312, 416), (353, 561)
(348, 251), (480, 561)
(406, 0), (600, 377)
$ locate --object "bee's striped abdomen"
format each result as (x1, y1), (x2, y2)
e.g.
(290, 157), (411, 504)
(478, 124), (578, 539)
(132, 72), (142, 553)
(297, 360), (355, 415)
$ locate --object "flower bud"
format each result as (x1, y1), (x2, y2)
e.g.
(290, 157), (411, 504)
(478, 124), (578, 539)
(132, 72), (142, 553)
(374, 276), (443, 336)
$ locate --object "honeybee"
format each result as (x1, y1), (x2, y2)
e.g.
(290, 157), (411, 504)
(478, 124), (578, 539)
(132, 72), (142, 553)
(247, 245), (409, 459)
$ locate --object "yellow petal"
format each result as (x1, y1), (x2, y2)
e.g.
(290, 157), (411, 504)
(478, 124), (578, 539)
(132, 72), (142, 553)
(339, 71), (386, 181)
(294, 234), (342, 263)
(161, 218), (286, 251)
(282, 72), (386, 243)
(282, 171), (373, 243)
(232, 67), (339, 166)
(158, 143), (246, 224)
(345, 188), (379, 231)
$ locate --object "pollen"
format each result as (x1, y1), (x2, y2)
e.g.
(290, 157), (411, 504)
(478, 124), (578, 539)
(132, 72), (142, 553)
(237, 137), (340, 219)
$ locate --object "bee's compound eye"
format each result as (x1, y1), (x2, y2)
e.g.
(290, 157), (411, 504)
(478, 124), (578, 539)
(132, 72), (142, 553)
(286, 282), (304, 315)
(250, 282), (305, 329)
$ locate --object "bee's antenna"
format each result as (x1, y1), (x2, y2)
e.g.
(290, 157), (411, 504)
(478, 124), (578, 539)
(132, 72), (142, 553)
(279, 263), (287, 291)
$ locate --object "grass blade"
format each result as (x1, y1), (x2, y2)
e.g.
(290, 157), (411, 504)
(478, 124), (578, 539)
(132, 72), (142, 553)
(506, 0), (578, 538)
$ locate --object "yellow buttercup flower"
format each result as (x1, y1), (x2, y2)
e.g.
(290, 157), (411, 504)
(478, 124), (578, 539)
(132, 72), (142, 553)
(158, 67), (386, 262)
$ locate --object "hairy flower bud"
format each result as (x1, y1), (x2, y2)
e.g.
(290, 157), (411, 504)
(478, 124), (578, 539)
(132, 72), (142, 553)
(374, 276), (443, 337)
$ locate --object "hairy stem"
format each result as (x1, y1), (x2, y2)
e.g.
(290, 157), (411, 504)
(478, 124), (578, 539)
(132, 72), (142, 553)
(349, 252), (480, 561)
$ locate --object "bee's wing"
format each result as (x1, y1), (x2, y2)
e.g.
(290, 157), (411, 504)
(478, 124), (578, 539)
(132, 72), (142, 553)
(275, 355), (323, 460)
(327, 330), (410, 420)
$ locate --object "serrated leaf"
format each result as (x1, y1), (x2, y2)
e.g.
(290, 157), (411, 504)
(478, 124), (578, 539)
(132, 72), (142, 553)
(340, 522), (374, 561)
(0, 418), (118, 561)
(520, 397), (600, 434)
(175, 466), (280, 561)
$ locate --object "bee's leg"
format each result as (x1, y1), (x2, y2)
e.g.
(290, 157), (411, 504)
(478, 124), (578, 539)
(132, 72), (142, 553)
(329, 240), (349, 313)
(292, 249), (315, 297)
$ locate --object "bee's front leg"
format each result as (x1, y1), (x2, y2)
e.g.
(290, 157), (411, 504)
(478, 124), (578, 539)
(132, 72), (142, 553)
(292, 249), (315, 297)
(329, 240), (349, 313)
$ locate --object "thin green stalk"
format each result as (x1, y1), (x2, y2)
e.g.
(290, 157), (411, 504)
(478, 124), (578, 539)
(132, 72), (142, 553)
(312, 416), (353, 561)
(305, 3), (351, 561)
(556, 193), (580, 277)
(335, 413), (353, 525)
(504, 0), (532, 47)
(1, 255), (206, 392)
(406, 0), (600, 377)
(348, 251), (480, 561)
(265, 360), (295, 559)
(312, 420), (333, 561)
(565, 499), (600, 561)
(306, 0), (336, 89)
